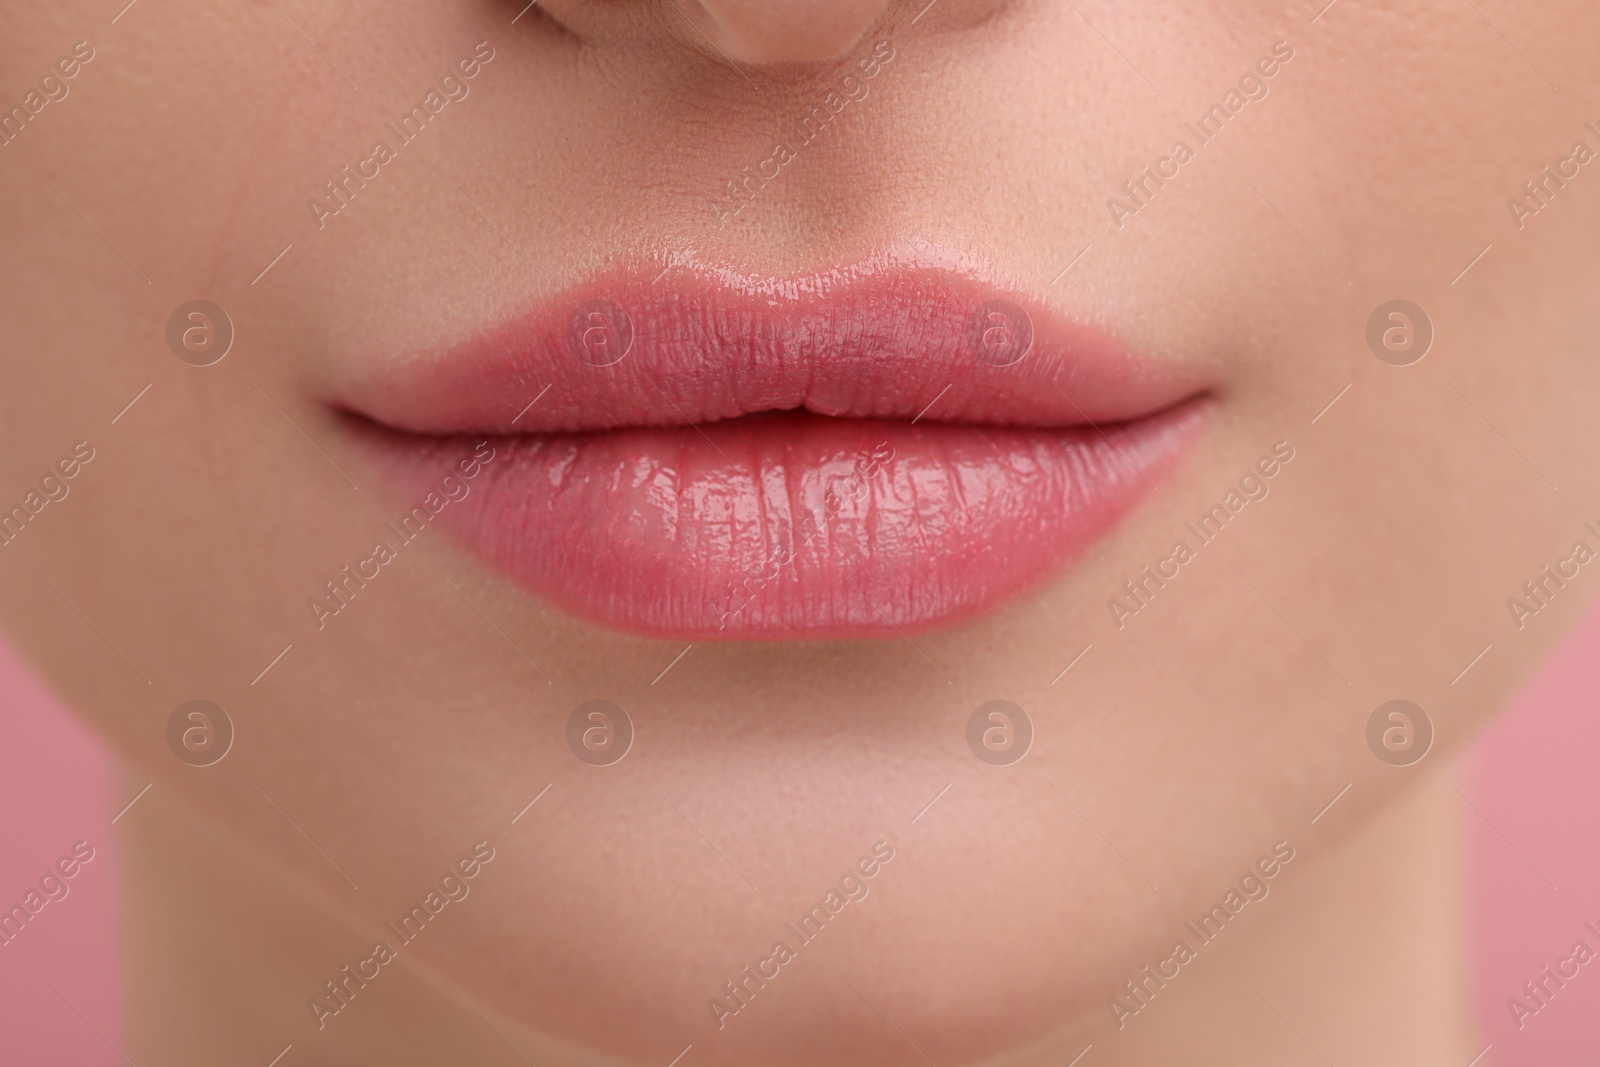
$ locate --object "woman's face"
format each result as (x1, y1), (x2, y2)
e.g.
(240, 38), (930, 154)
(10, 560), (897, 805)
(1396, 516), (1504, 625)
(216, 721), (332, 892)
(3, 0), (1597, 1063)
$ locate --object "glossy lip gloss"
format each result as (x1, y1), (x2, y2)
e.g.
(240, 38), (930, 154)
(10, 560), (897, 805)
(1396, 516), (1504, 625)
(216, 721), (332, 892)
(336, 256), (1210, 639)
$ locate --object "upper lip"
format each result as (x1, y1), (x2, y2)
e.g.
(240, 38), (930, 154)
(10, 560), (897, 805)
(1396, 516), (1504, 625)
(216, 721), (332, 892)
(333, 253), (1204, 437)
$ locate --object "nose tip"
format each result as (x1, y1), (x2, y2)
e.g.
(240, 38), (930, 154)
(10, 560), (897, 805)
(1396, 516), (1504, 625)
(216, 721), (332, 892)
(687, 0), (898, 63)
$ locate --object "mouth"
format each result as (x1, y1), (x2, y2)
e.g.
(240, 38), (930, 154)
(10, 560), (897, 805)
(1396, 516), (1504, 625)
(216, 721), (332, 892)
(335, 254), (1209, 640)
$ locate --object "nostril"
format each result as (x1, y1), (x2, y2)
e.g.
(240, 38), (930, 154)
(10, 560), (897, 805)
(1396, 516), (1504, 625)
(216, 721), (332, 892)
(684, 0), (896, 64)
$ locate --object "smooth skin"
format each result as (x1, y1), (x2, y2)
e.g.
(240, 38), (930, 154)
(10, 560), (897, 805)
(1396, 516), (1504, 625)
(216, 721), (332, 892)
(2, 1), (1598, 1064)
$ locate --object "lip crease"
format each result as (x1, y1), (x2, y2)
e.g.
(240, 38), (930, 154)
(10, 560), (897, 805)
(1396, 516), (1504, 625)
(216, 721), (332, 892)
(337, 254), (1210, 639)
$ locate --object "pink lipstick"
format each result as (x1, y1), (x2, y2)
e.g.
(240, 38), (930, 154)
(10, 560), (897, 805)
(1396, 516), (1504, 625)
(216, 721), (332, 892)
(337, 257), (1208, 639)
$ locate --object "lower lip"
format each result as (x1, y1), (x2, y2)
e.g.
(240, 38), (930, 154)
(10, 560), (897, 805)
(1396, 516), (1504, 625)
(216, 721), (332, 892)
(359, 402), (1207, 640)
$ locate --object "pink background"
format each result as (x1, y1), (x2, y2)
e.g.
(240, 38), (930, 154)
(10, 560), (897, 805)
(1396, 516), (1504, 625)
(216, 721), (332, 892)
(1467, 602), (1600, 1063)
(0, 636), (124, 1067)
(2, 611), (1597, 1064)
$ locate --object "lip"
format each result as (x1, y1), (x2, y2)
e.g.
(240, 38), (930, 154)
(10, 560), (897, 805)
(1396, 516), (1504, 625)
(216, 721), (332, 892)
(337, 255), (1209, 639)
